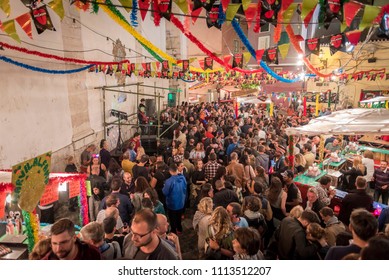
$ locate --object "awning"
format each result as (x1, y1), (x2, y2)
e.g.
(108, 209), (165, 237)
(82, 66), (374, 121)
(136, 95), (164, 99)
(286, 108), (389, 136)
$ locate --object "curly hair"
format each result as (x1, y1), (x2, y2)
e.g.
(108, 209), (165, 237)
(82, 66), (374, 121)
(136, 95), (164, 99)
(209, 206), (233, 241)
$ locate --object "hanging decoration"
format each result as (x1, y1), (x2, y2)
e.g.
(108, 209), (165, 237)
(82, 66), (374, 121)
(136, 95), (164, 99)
(79, 179), (89, 226)
(22, 210), (39, 252)
(305, 37), (320, 56)
(359, 5), (381, 31)
(330, 34), (344, 55)
(204, 57), (213, 70)
(190, 3), (202, 24)
(206, 2), (222, 29)
(131, 0), (138, 26)
(231, 18), (302, 83)
(0, 56), (93, 74)
(244, 3), (257, 29)
(48, 0), (65, 19)
(182, 59), (190, 72)
(278, 43), (290, 59)
(99, 0), (177, 63)
(153, 0), (161, 26)
(261, 0), (281, 26)
(301, 0), (318, 27)
(232, 53), (243, 68)
(118, 0), (133, 12)
(15, 13), (33, 39)
(345, 30), (362, 46)
(174, 0), (189, 14)
(255, 49), (265, 64)
(2, 20), (21, 43)
(265, 46), (278, 65)
(324, 0), (342, 29)
(288, 135), (294, 169)
(0, 0), (11, 17)
(315, 94), (319, 116)
(225, 3), (241, 22)
(138, 0), (151, 21)
(343, 1), (363, 28)
(30, 4), (56, 34)
(253, 1), (261, 33)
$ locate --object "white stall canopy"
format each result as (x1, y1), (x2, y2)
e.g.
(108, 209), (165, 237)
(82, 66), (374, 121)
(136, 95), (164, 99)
(286, 108), (389, 136)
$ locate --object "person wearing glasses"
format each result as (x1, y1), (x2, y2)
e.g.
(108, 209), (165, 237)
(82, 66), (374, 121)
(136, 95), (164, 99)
(122, 209), (179, 260)
(41, 218), (101, 260)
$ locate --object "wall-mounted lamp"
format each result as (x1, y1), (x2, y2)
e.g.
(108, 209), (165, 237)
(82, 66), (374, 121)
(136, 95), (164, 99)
(319, 50), (328, 69)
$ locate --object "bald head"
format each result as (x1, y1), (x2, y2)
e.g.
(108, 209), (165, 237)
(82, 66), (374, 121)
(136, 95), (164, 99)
(156, 214), (169, 236)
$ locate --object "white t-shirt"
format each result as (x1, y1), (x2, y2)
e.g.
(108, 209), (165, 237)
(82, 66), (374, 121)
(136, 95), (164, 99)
(362, 157), (375, 182)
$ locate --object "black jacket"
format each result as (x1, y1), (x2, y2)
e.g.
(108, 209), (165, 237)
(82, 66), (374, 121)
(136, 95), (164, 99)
(338, 189), (374, 225)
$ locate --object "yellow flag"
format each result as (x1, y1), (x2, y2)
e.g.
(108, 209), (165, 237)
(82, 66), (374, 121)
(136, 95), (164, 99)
(226, 4), (241, 22)
(2, 20), (20, 43)
(278, 43), (290, 59)
(118, 0), (133, 13)
(301, 0), (318, 22)
(315, 94), (319, 116)
(48, 0), (65, 19)
(283, 3), (297, 25)
(151, 62), (157, 71)
(243, 52), (251, 64)
(0, 0), (10, 17)
(359, 5), (381, 31)
(174, 0), (189, 14)
(241, 0), (252, 11)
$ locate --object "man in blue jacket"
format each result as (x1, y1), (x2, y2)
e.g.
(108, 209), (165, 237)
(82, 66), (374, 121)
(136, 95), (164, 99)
(163, 163), (187, 234)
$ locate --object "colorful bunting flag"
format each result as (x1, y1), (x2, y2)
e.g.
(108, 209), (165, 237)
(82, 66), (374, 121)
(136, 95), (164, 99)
(15, 13), (33, 39)
(330, 34), (344, 55)
(0, 0), (11, 17)
(345, 30), (362, 46)
(221, 0), (229, 13)
(191, 3), (203, 24)
(243, 52), (251, 64)
(301, 0), (318, 25)
(139, 0), (151, 21)
(244, 3), (257, 29)
(265, 47), (278, 64)
(359, 5), (381, 31)
(226, 3), (241, 22)
(2, 20), (21, 43)
(118, 0), (133, 13)
(223, 54), (232, 65)
(174, 0), (188, 14)
(278, 43), (290, 59)
(324, 0), (342, 29)
(31, 5), (55, 34)
(206, 3), (221, 29)
(48, 0), (65, 19)
(242, 0), (252, 11)
(305, 37), (320, 56)
(343, 1), (362, 27)
(182, 59), (189, 72)
(204, 57), (213, 70)
(255, 49), (265, 64)
(232, 53), (243, 68)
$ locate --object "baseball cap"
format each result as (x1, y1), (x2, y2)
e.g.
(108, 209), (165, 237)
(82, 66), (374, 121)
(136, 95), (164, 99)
(281, 170), (294, 178)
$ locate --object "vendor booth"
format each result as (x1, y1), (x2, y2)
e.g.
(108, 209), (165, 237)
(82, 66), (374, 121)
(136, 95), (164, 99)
(285, 108), (389, 215)
(0, 166), (89, 259)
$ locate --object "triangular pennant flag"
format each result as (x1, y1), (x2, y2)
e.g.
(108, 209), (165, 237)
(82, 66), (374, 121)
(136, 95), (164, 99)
(118, 0), (133, 13)
(278, 43), (290, 59)
(174, 0), (188, 14)
(151, 62), (157, 71)
(359, 5), (381, 31)
(330, 34), (344, 55)
(244, 3), (257, 29)
(0, 0), (11, 17)
(226, 3), (241, 22)
(31, 5), (56, 34)
(255, 49), (265, 63)
(343, 1), (362, 27)
(340, 21), (348, 32)
(301, 0), (318, 23)
(305, 37), (320, 56)
(198, 59), (205, 70)
(157, 0), (173, 20)
(282, 0), (294, 11)
(243, 52), (251, 64)
(139, 0), (151, 21)
(345, 30), (362, 46)
(304, 8), (315, 27)
(182, 60), (190, 72)
(283, 3), (297, 25)
(15, 13), (33, 39)
(223, 54), (232, 65)
(265, 47), (278, 64)
(221, 0), (229, 13)
(242, 0), (252, 11)
(48, 0), (65, 19)
(191, 4), (202, 24)
(232, 53), (243, 68)
(2, 20), (21, 43)
(204, 57), (213, 70)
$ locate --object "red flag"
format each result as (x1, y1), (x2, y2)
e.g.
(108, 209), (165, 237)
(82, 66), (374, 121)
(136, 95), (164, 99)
(344, 1), (362, 27)
(15, 13), (33, 39)
(139, 0), (151, 21)
(198, 59), (205, 70)
(223, 54), (232, 65)
(221, 0), (229, 12)
(304, 8), (315, 27)
(345, 30), (362, 46)
(245, 4), (257, 29)
(191, 4), (202, 24)
(256, 49), (265, 63)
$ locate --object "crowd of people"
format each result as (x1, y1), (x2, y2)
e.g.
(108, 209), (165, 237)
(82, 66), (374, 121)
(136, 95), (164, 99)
(36, 100), (389, 260)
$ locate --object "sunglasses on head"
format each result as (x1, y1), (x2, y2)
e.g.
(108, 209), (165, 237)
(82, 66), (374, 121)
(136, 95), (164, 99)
(92, 154), (99, 158)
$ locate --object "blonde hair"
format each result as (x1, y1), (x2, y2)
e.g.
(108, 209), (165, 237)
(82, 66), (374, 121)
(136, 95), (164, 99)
(363, 150), (374, 160)
(289, 205), (304, 219)
(29, 238), (51, 260)
(209, 206), (233, 240)
(353, 156), (366, 174)
(295, 153), (306, 167)
(197, 197), (213, 215)
(136, 146), (146, 161)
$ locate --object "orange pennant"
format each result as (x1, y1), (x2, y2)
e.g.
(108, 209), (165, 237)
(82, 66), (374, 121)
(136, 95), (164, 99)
(15, 13), (33, 39)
